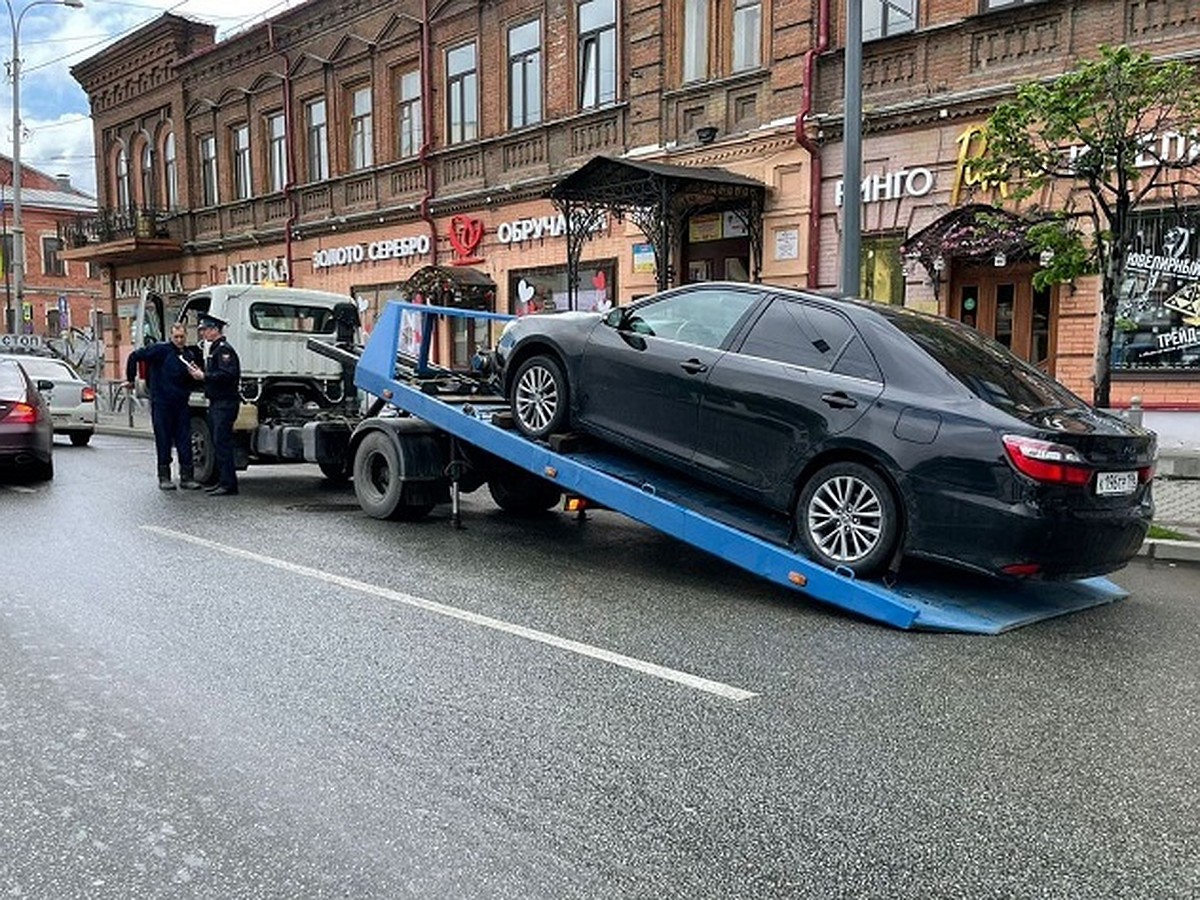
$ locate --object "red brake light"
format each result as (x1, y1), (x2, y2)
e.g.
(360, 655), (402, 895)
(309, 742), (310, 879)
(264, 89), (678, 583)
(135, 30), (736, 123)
(1001, 563), (1043, 577)
(81, 385), (97, 403)
(4, 402), (39, 424)
(1002, 434), (1093, 486)
(1138, 465), (1154, 484)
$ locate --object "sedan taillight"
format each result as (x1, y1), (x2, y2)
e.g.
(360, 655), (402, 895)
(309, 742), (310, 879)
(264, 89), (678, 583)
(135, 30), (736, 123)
(1002, 434), (1093, 486)
(3, 402), (39, 424)
(81, 385), (97, 403)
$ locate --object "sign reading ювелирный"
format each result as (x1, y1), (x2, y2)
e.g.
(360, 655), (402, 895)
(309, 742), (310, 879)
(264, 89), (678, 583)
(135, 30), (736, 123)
(0, 333), (43, 351)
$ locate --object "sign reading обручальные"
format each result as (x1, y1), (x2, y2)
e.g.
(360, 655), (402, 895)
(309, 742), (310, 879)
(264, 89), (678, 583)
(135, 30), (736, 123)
(1114, 209), (1200, 371)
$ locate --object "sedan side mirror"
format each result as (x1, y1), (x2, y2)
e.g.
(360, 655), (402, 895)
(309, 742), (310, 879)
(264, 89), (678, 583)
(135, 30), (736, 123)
(36, 379), (54, 392)
(603, 307), (624, 328)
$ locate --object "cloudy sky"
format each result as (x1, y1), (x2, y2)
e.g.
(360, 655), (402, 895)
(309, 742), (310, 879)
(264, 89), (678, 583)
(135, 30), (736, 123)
(5, 0), (299, 197)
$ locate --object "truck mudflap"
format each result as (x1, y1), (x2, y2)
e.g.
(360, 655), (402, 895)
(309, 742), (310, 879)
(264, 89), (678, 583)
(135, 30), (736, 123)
(354, 301), (1128, 634)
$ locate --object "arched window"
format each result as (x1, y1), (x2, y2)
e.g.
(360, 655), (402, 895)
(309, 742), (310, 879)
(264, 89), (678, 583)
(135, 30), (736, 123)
(140, 141), (154, 208)
(163, 132), (178, 210)
(115, 146), (130, 211)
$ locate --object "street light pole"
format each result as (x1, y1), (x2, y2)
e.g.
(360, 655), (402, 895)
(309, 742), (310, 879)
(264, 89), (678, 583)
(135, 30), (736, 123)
(5, 0), (83, 334)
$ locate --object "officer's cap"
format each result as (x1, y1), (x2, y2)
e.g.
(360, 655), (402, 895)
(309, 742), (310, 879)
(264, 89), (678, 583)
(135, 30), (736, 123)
(197, 313), (227, 330)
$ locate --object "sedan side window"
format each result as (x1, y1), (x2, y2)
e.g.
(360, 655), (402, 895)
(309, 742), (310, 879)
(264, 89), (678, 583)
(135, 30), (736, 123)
(626, 288), (760, 349)
(740, 299), (877, 378)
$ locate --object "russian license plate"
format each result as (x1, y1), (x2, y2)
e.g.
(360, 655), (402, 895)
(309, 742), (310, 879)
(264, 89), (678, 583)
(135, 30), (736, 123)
(1096, 470), (1138, 496)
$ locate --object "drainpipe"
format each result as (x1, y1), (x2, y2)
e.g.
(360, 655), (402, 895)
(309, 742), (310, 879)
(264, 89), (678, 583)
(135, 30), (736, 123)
(418, 0), (438, 258)
(269, 22), (297, 285)
(795, 0), (830, 289)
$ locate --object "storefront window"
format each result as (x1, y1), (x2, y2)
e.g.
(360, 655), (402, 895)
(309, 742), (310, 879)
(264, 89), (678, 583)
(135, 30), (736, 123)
(860, 235), (904, 305)
(1113, 209), (1200, 372)
(509, 261), (617, 315)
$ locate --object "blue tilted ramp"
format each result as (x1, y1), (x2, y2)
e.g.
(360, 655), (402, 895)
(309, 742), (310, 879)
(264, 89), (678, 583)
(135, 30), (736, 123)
(356, 301), (1128, 635)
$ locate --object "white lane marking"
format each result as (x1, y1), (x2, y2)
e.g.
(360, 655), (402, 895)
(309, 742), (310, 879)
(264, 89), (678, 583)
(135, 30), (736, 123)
(143, 525), (758, 702)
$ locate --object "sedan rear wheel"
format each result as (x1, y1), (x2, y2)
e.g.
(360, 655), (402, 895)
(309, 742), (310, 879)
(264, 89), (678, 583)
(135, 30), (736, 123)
(510, 354), (568, 440)
(797, 461), (899, 578)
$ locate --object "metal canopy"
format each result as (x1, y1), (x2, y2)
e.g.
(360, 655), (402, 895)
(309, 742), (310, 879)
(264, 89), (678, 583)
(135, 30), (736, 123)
(547, 156), (767, 305)
(901, 204), (1036, 295)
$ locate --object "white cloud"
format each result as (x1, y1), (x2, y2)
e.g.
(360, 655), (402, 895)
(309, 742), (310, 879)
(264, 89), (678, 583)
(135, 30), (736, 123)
(3, 0), (300, 196)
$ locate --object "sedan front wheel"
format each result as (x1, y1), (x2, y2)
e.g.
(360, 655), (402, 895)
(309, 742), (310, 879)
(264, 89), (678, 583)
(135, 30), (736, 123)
(796, 461), (899, 579)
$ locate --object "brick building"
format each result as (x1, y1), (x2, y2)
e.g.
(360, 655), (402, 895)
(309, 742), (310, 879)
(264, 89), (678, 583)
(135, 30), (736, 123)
(63, 0), (1199, 444)
(0, 156), (100, 342)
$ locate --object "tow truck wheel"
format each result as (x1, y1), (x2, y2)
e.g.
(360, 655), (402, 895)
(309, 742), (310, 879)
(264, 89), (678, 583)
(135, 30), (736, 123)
(796, 461), (899, 579)
(190, 415), (216, 485)
(510, 354), (568, 440)
(353, 431), (434, 521)
(487, 469), (562, 515)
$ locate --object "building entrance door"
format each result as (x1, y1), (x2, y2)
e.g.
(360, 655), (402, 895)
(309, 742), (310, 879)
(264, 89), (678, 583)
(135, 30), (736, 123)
(948, 263), (1058, 374)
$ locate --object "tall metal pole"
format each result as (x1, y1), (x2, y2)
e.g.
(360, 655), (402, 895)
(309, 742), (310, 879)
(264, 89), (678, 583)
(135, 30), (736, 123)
(839, 0), (863, 296)
(6, 0), (83, 334)
(10, 4), (23, 334)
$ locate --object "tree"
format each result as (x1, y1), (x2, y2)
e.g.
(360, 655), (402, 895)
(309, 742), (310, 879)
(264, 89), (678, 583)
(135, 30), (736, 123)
(983, 45), (1200, 408)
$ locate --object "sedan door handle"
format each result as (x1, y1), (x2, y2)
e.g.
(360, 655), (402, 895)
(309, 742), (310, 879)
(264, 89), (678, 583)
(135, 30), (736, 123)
(680, 359), (708, 375)
(821, 391), (857, 409)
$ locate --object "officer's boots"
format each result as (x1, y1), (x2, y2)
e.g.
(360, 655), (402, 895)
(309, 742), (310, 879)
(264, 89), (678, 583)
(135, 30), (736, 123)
(157, 465), (176, 491)
(178, 466), (204, 491)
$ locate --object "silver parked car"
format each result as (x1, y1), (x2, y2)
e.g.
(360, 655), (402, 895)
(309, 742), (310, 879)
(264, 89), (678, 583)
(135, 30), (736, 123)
(0, 353), (97, 445)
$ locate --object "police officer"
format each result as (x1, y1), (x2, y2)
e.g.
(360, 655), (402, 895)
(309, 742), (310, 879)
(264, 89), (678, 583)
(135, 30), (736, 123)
(125, 322), (204, 490)
(191, 313), (241, 496)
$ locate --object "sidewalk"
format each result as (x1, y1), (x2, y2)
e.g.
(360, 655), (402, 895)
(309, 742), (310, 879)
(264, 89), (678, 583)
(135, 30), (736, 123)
(94, 410), (1200, 564)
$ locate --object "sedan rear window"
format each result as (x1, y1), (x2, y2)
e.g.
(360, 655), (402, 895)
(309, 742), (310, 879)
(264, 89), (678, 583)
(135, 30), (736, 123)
(885, 310), (1084, 414)
(3, 357), (77, 382)
(0, 361), (27, 398)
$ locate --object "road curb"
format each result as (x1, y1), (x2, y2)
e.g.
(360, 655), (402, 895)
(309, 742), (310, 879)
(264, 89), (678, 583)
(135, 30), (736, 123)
(1137, 538), (1200, 565)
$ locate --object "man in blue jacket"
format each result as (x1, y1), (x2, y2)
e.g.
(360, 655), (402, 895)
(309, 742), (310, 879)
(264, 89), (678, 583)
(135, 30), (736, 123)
(125, 322), (204, 490)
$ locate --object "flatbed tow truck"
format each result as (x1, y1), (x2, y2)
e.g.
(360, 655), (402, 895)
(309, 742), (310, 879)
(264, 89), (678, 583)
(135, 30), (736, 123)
(344, 299), (1129, 635)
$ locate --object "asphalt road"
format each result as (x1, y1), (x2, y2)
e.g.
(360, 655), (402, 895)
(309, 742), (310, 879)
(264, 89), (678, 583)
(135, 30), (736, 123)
(2, 434), (1198, 899)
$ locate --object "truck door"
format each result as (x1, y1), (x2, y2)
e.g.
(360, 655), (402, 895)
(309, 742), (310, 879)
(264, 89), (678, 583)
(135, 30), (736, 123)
(131, 291), (166, 398)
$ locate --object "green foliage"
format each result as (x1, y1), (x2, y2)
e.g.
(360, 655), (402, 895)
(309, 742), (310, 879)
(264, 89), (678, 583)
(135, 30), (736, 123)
(983, 45), (1200, 202)
(1025, 219), (1093, 290)
(982, 44), (1200, 406)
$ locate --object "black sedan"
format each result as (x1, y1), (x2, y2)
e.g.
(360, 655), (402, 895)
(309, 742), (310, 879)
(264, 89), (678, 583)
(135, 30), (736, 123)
(0, 358), (54, 481)
(495, 283), (1155, 580)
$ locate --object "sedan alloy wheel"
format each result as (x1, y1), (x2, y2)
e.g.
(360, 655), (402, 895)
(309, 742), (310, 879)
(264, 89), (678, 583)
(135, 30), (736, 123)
(797, 461), (899, 578)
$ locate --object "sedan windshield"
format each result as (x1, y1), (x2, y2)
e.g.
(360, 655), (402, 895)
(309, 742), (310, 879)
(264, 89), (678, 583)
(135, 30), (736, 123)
(884, 310), (1085, 415)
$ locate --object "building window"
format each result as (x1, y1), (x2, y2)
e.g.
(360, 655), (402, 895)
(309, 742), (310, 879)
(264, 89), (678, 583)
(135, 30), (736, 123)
(578, 0), (616, 109)
(140, 142), (154, 208)
(163, 132), (178, 210)
(860, 235), (905, 305)
(508, 20), (542, 129)
(397, 69), (422, 158)
(266, 112), (287, 193)
(731, 0), (761, 72)
(42, 236), (65, 276)
(1112, 209), (1200, 372)
(865, 0), (916, 40)
(983, 0), (1039, 8)
(509, 261), (617, 315)
(446, 43), (478, 145)
(115, 147), (130, 210)
(305, 98), (329, 181)
(349, 85), (374, 170)
(199, 135), (218, 206)
(682, 0), (709, 83)
(232, 123), (252, 200)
